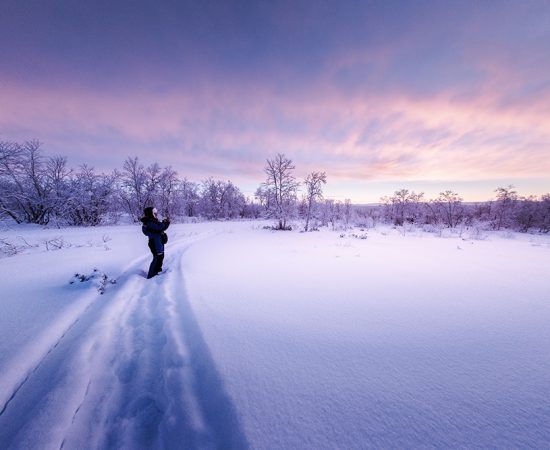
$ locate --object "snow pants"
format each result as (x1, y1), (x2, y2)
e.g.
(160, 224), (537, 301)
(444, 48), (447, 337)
(147, 240), (164, 279)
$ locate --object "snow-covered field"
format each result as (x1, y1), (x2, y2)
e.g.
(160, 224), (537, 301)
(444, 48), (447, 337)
(1, 220), (549, 449)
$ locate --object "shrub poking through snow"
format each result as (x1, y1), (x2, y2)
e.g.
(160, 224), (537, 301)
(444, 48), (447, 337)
(0, 238), (18, 256)
(0, 236), (39, 257)
(263, 224), (292, 231)
(42, 236), (70, 251)
(102, 234), (112, 250)
(69, 268), (117, 294)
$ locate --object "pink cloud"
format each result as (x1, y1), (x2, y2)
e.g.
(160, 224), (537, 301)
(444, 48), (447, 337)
(1, 72), (549, 186)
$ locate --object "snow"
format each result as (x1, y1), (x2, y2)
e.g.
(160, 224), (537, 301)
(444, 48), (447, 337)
(1, 221), (549, 448)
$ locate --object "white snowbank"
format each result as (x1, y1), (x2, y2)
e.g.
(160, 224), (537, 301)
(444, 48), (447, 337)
(183, 225), (550, 448)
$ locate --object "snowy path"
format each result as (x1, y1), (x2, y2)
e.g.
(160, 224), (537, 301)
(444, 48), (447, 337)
(0, 232), (248, 450)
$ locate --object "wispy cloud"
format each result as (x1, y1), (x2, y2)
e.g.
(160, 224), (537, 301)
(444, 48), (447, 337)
(0, 0), (549, 199)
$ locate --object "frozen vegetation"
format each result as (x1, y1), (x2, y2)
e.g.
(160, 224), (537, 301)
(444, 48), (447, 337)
(1, 220), (549, 449)
(2, 142), (549, 235)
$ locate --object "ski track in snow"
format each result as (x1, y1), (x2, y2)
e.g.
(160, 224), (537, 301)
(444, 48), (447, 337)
(0, 230), (248, 450)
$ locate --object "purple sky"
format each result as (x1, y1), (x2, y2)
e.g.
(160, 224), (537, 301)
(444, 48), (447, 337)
(1, 0), (549, 202)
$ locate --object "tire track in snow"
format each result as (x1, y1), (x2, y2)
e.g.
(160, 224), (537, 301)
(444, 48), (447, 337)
(0, 229), (247, 449)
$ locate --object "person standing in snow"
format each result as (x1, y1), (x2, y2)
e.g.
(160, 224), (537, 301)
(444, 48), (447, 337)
(140, 207), (170, 279)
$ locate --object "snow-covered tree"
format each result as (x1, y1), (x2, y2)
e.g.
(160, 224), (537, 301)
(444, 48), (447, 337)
(63, 165), (118, 226)
(258, 153), (299, 230)
(156, 166), (179, 219)
(178, 178), (200, 217)
(199, 178), (245, 220)
(119, 157), (179, 221)
(432, 190), (463, 228)
(220, 181), (246, 219)
(343, 199), (353, 228)
(303, 171), (326, 231)
(143, 162), (163, 207)
(119, 156), (148, 221)
(381, 189), (424, 226)
(492, 185), (518, 230)
(0, 140), (70, 224)
(241, 197), (263, 219)
(538, 194), (550, 233)
(513, 195), (538, 232)
(319, 199), (337, 228)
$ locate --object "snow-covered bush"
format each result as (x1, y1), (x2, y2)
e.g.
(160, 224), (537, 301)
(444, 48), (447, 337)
(466, 221), (488, 240)
(69, 268), (117, 294)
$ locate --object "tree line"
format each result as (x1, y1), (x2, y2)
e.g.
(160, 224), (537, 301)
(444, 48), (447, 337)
(255, 153), (550, 233)
(0, 140), (258, 225)
(1, 141), (549, 233)
(373, 187), (550, 233)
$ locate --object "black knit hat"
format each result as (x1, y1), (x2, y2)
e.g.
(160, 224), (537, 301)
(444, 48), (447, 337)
(143, 207), (154, 218)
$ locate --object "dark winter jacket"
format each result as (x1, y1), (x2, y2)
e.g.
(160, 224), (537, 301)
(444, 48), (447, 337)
(140, 216), (170, 254)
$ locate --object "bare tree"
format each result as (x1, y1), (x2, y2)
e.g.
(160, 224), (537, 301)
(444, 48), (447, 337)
(320, 199), (336, 228)
(433, 190), (463, 228)
(120, 156), (147, 220)
(0, 141), (24, 222)
(18, 140), (52, 224)
(242, 197), (263, 219)
(493, 185), (518, 230)
(199, 177), (223, 219)
(381, 189), (424, 226)
(512, 195), (537, 232)
(64, 165), (118, 226)
(219, 181), (245, 219)
(258, 153), (300, 230)
(46, 155), (72, 223)
(178, 178), (199, 217)
(144, 162), (162, 207)
(199, 178), (245, 219)
(343, 199), (352, 228)
(157, 166), (179, 218)
(539, 194), (550, 233)
(303, 171), (326, 231)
